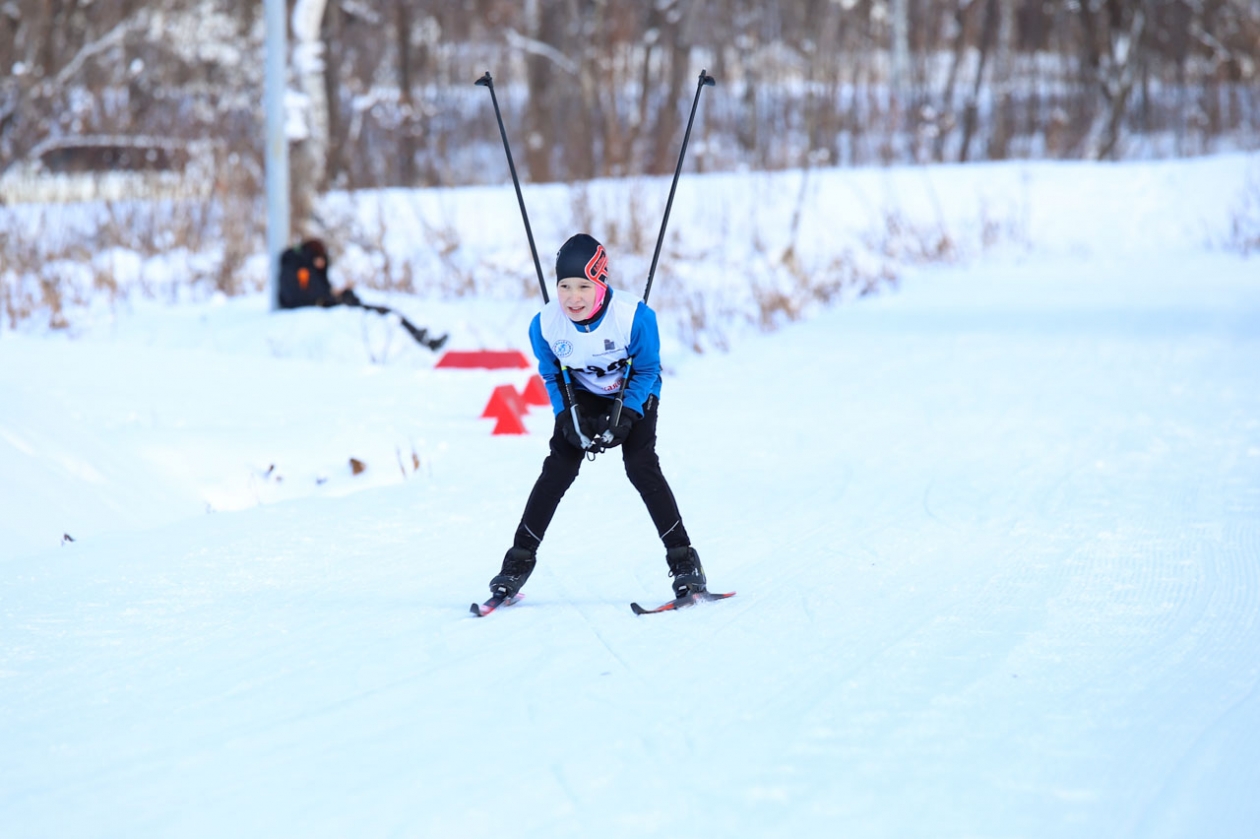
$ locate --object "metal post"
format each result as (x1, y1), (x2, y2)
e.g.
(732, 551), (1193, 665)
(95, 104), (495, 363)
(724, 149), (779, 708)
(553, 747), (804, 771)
(264, 0), (290, 311)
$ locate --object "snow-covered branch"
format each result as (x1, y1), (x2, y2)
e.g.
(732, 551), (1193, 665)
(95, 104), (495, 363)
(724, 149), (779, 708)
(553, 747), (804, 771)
(504, 28), (580, 76)
(53, 10), (151, 88)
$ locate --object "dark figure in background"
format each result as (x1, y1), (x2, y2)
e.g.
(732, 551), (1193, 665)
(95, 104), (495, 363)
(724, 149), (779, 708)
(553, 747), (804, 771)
(278, 238), (359, 309)
(277, 238), (448, 352)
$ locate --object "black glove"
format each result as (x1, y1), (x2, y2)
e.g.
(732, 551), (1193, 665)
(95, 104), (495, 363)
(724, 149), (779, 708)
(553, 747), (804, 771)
(559, 407), (599, 451)
(599, 406), (641, 448)
(335, 287), (362, 307)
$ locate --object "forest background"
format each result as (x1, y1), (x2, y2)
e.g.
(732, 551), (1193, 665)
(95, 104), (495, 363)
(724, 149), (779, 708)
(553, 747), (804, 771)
(1, 0), (1258, 329)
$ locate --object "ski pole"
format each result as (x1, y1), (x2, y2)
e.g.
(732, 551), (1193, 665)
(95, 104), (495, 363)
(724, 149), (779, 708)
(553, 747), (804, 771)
(476, 71), (548, 304)
(644, 69), (714, 305)
(602, 70), (715, 444)
(560, 365), (599, 460)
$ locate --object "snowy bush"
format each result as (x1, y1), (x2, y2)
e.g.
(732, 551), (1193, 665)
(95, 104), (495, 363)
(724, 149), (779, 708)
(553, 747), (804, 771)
(1228, 165), (1260, 257)
(0, 164), (1026, 342)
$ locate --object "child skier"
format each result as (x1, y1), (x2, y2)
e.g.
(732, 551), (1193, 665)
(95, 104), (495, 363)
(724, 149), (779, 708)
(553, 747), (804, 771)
(487, 233), (707, 603)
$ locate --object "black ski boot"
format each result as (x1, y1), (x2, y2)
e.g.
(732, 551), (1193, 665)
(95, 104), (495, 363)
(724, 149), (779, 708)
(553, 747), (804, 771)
(489, 547), (536, 597)
(666, 546), (706, 598)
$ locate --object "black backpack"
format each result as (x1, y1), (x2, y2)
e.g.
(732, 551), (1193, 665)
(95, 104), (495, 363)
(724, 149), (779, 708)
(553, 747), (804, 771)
(278, 239), (336, 309)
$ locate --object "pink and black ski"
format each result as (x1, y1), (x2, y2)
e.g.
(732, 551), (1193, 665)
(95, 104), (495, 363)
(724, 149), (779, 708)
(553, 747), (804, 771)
(470, 592), (523, 617)
(630, 590), (735, 615)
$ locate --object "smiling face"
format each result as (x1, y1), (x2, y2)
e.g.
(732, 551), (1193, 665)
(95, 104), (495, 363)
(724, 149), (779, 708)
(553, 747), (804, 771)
(557, 277), (602, 321)
(554, 234), (610, 322)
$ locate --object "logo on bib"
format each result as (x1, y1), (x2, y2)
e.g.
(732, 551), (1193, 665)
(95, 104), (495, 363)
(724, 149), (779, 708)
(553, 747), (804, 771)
(553, 340), (574, 358)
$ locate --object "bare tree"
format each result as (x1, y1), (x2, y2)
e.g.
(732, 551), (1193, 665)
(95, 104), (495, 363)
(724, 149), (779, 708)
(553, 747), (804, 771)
(519, 0), (570, 183)
(959, 0), (1000, 162)
(988, 0), (1018, 159)
(1078, 0), (1153, 160)
(2, 0), (1257, 198)
(321, 0), (346, 188)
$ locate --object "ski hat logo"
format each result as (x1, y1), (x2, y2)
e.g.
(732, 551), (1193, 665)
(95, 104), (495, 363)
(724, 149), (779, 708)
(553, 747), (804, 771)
(556, 233), (608, 286)
(553, 339), (574, 358)
(584, 246), (608, 285)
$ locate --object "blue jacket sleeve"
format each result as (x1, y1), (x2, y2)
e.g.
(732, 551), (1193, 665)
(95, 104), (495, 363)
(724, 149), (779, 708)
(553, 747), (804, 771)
(529, 314), (567, 415)
(623, 302), (661, 416)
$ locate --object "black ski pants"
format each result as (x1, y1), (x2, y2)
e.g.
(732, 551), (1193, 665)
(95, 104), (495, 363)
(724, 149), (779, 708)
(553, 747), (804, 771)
(513, 390), (691, 552)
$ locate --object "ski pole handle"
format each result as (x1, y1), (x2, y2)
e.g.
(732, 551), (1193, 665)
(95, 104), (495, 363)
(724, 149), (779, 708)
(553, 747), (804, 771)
(571, 404), (596, 455)
(601, 358), (634, 445)
(560, 366), (598, 455)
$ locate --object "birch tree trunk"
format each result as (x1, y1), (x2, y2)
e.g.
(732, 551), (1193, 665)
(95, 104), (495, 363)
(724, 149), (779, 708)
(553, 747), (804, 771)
(891, 0), (910, 108)
(1088, 1), (1149, 160)
(290, 0), (329, 237)
(936, 0), (972, 162)
(989, 0), (1017, 159)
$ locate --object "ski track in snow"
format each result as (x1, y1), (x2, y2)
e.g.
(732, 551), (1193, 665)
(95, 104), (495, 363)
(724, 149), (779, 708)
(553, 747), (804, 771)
(3, 161), (1260, 836)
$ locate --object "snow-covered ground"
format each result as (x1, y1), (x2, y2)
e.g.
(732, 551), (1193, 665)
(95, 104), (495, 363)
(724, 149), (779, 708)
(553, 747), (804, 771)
(2, 156), (1259, 837)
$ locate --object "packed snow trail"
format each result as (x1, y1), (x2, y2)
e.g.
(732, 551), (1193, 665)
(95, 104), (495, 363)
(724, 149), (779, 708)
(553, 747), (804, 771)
(3, 247), (1257, 837)
(3, 150), (1260, 839)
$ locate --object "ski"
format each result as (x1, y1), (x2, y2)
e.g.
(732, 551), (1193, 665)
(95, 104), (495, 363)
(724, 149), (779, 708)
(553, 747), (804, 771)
(471, 592), (523, 617)
(630, 590), (735, 615)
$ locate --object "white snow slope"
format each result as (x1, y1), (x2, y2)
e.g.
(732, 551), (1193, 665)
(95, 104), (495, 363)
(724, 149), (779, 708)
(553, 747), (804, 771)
(2, 156), (1259, 838)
